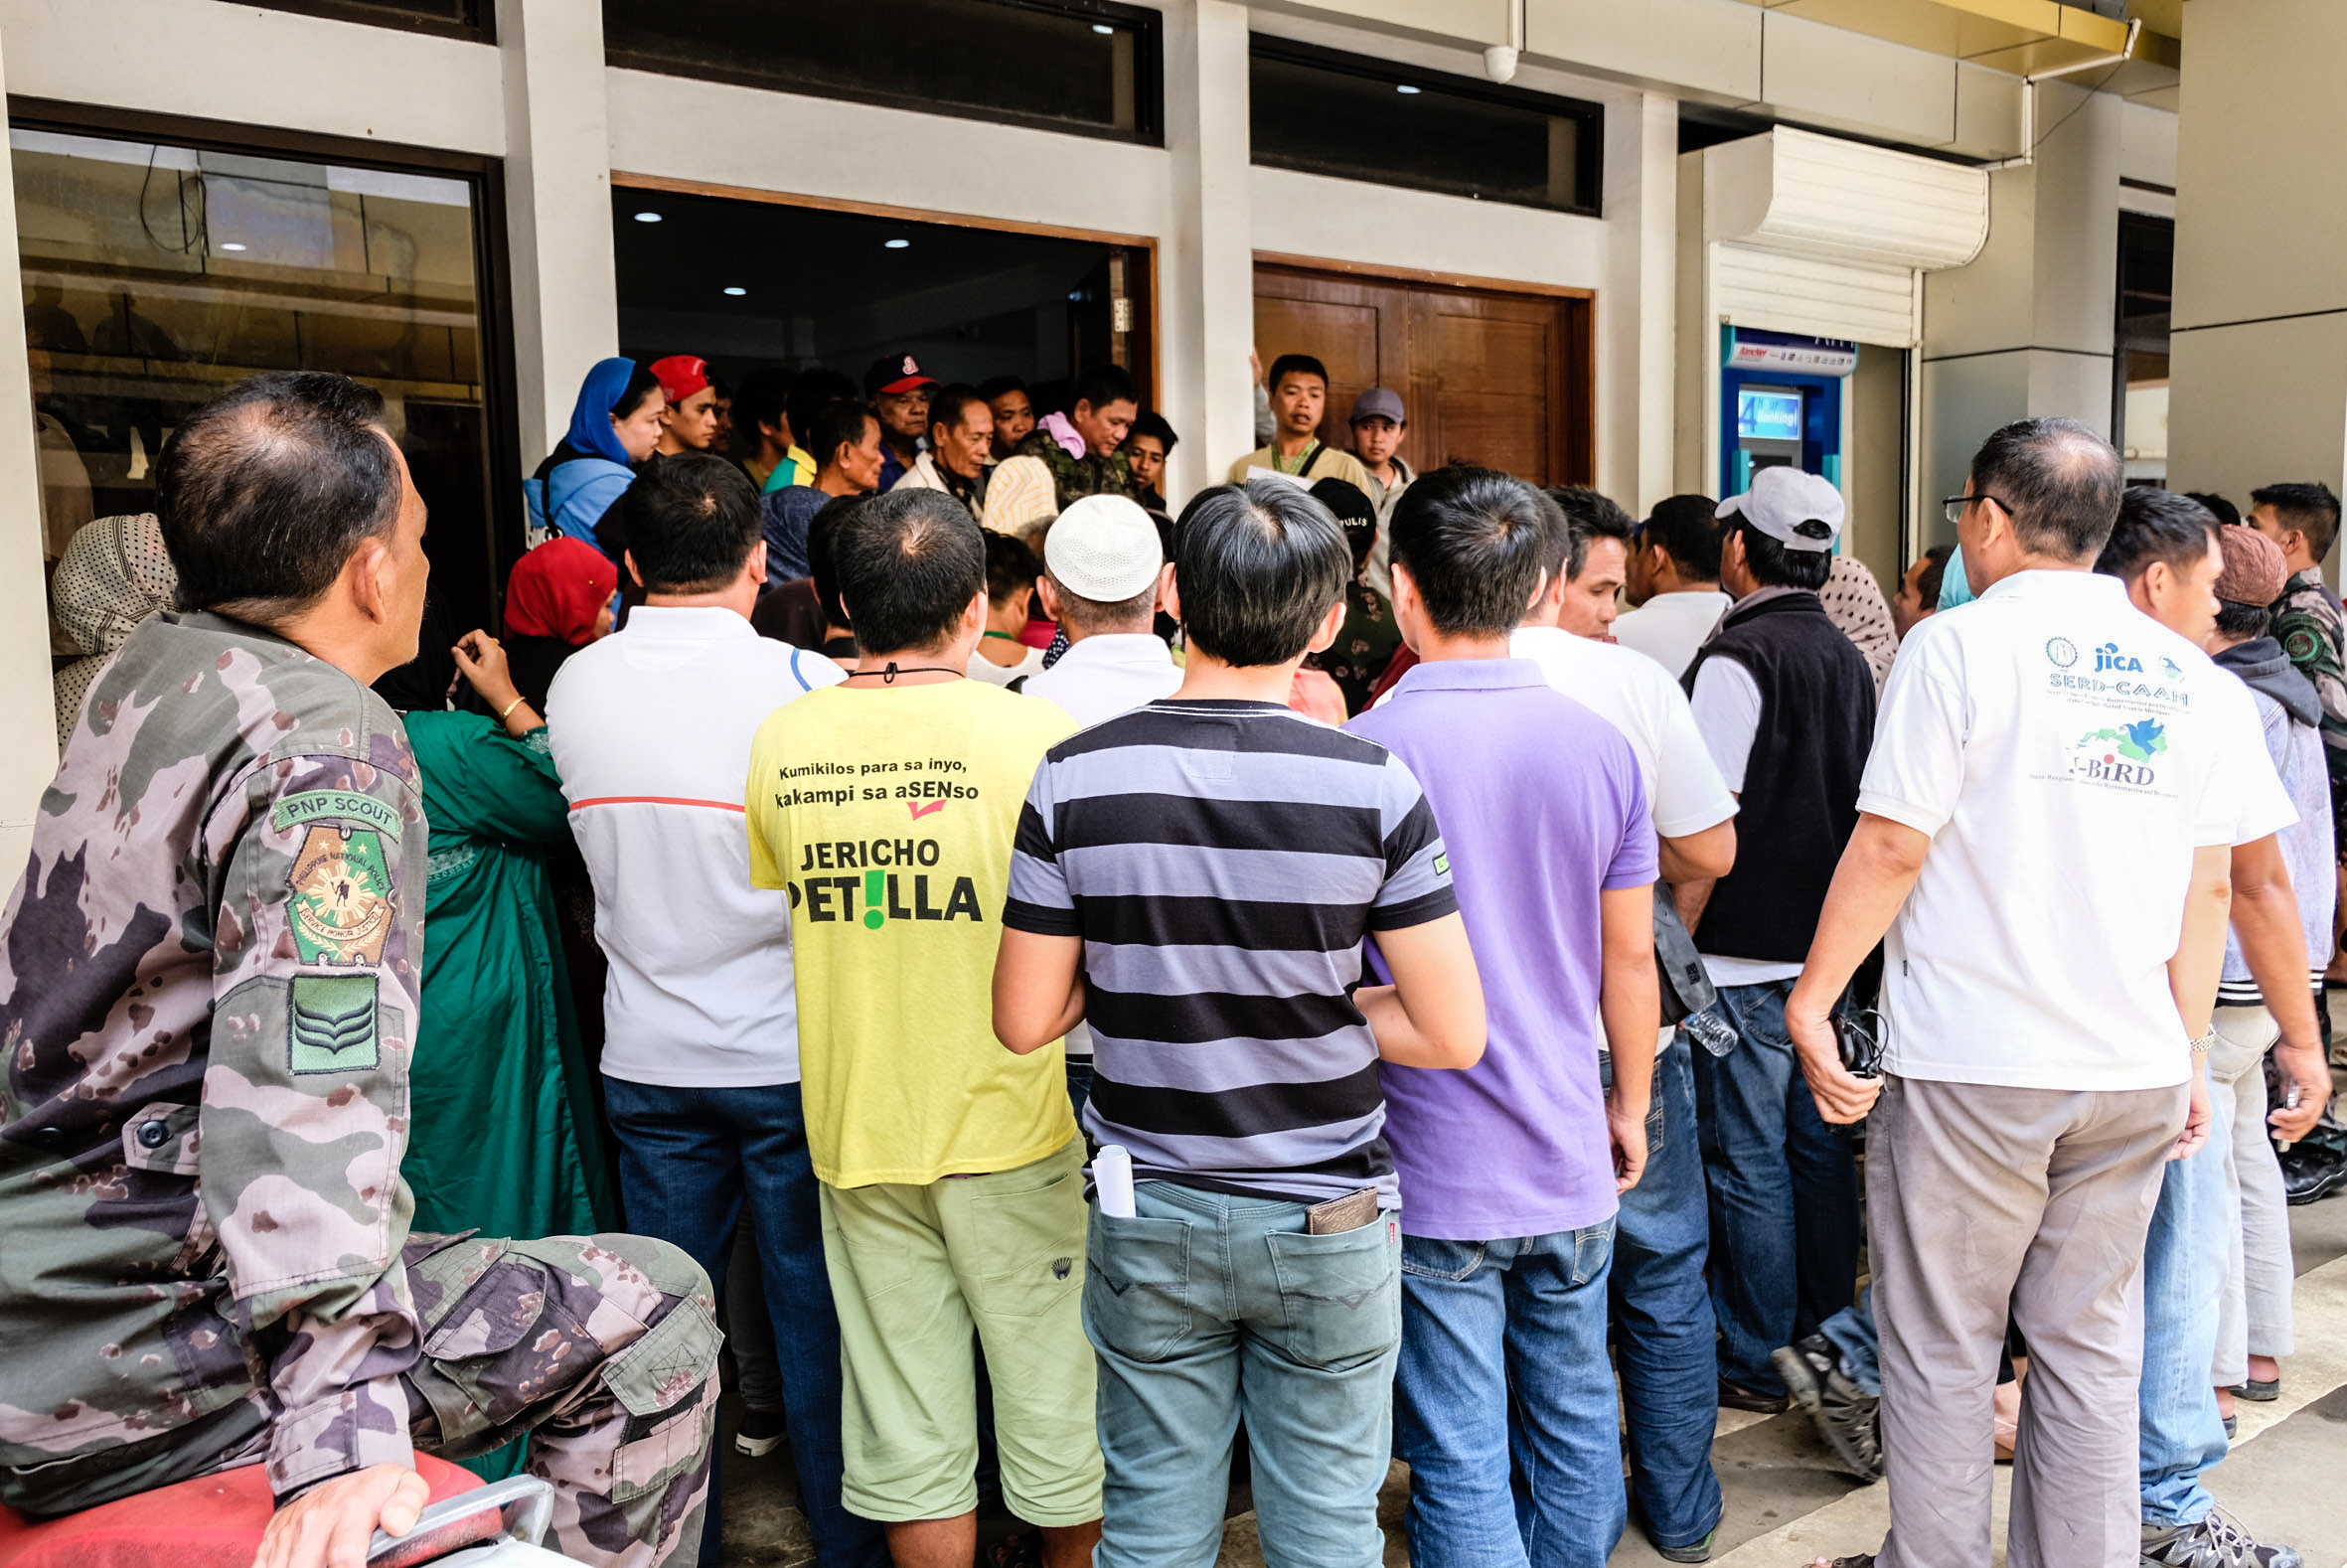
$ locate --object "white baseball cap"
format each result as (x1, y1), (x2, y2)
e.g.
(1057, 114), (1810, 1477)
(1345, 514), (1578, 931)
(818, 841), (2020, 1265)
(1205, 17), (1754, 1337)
(1045, 494), (1164, 601)
(1717, 466), (1845, 552)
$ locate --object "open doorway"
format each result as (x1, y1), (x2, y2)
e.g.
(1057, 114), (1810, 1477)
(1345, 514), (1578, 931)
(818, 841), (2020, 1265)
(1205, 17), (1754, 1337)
(611, 184), (1152, 412)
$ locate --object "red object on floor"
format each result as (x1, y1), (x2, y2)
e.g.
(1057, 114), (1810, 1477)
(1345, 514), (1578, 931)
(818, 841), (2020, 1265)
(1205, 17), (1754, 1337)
(0, 1454), (482, 1568)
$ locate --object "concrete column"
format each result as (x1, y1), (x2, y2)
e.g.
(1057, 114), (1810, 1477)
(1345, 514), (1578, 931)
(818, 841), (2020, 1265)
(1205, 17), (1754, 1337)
(1601, 89), (1677, 514)
(2166, 0), (2347, 545)
(1158, 0), (1254, 505)
(1919, 78), (2121, 535)
(0, 26), (59, 868)
(499, 0), (620, 462)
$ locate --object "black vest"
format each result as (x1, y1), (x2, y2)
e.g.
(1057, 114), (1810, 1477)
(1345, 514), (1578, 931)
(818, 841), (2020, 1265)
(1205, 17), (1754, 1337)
(1682, 591), (1877, 963)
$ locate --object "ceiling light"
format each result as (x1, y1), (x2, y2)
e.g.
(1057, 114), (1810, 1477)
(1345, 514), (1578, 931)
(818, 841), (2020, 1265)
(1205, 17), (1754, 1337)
(723, 286), (746, 296)
(884, 238), (911, 249)
(218, 241), (247, 251)
(633, 211), (662, 223)
(1093, 23), (1113, 33)
(1396, 83), (1422, 94)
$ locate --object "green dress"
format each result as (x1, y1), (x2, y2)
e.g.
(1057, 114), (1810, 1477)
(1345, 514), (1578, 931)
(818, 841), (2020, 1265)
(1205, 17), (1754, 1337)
(402, 711), (617, 1476)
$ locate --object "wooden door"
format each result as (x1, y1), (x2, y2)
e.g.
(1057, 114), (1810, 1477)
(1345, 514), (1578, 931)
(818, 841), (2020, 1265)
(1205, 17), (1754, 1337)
(1251, 262), (1593, 487)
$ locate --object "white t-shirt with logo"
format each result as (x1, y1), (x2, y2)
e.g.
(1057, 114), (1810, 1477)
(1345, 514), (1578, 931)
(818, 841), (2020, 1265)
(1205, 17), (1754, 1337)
(1861, 569), (2294, 1091)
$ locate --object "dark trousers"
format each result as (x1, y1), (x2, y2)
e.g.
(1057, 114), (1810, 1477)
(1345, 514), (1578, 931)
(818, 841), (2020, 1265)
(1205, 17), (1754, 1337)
(1610, 1033), (1725, 1549)
(1692, 980), (1862, 1395)
(603, 1076), (888, 1568)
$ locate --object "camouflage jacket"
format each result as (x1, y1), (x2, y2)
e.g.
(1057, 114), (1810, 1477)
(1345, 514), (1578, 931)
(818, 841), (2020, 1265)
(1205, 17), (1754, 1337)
(2273, 567), (2347, 846)
(0, 611), (427, 1506)
(1013, 423), (1138, 511)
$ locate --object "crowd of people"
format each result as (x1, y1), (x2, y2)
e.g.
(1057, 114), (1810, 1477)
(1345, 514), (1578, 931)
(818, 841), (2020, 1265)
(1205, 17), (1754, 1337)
(6, 343), (2345, 1568)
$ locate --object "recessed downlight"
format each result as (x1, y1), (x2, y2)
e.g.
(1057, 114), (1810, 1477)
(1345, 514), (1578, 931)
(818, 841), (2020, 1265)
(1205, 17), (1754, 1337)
(723, 286), (746, 296)
(634, 211), (663, 223)
(1396, 83), (1422, 94)
(884, 238), (911, 249)
(218, 241), (247, 251)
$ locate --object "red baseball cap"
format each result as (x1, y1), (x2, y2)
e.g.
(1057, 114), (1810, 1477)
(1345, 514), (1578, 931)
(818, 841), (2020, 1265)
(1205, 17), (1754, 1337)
(650, 355), (711, 406)
(863, 353), (938, 397)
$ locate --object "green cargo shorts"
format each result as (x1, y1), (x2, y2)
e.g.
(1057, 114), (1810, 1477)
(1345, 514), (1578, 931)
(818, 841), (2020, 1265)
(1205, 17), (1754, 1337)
(819, 1138), (1102, 1526)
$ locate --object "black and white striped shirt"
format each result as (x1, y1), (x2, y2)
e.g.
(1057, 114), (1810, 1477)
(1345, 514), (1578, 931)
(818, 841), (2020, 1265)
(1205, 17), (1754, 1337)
(1003, 700), (1456, 1206)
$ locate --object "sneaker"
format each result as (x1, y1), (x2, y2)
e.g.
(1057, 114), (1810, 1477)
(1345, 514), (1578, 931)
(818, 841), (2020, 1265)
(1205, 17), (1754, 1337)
(2280, 1140), (2347, 1205)
(2140, 1513), (2302, 1568)
(1772, 1334), (1882, 1483)
(1653, 1529), (1714, 1563)
(733, 1406), (787, 1459)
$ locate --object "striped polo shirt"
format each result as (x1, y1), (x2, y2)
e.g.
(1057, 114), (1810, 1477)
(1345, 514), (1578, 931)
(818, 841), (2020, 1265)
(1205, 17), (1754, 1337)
(1003, 699), (1457, 1207)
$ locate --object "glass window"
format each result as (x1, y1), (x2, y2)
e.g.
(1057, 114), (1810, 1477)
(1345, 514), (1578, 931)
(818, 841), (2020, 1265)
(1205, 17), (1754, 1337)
(14, 124), (506, 634)
(1251, 41), (1601, 215)
(604, 0), (1160, 144)
(241, 1), (486, 42)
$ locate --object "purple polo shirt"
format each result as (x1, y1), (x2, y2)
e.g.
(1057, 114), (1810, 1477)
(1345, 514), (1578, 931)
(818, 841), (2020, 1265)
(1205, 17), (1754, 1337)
(1346, 657), (1656, 1239)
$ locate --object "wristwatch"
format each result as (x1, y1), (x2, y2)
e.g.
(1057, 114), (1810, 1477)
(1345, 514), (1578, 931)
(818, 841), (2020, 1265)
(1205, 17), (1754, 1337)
(2188, 1028), (2218, 1055)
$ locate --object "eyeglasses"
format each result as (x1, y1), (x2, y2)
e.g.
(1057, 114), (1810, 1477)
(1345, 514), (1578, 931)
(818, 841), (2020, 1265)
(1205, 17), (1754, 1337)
(1941, 493), (2010, 528)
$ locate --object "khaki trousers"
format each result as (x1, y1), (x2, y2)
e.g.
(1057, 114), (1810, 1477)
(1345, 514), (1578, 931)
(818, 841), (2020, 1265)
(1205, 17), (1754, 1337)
(1871, 1074), (2186, 1568)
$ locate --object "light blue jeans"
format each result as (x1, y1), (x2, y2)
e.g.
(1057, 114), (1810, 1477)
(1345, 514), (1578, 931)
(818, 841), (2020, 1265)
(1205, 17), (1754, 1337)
(2138, 1086), (2234, 1526)
(1084, 1181), (1401, 1568)
(1396, 1222), (1626, 1567)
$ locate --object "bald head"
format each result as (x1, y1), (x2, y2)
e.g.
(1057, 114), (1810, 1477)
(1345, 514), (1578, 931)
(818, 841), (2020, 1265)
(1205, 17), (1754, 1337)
(157, 371), (403, 624)
(1968, 416), (2123, 563)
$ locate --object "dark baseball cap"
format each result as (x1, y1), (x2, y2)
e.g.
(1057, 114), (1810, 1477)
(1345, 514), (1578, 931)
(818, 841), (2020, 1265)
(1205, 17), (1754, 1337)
(863, 353), (938, 397)
(1349, 387), (1406, 425)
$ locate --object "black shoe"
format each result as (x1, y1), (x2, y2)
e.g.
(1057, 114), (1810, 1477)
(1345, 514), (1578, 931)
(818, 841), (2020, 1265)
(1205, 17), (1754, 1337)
(1718, 1379), (1789, 1414)
(2140, 1512), (2302, 1567)
(733, 1406), (787, 1459)
(2231, 1377), (2280, 1402)
(2279, 1141), (2347, 1205)
(1652, 1529), (1714, 1563)
(1772, 1334), (1883, 1483)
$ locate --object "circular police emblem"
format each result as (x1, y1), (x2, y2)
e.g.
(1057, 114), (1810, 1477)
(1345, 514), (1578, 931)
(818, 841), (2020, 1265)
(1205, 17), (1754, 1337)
(2045, 637), (2079, 669)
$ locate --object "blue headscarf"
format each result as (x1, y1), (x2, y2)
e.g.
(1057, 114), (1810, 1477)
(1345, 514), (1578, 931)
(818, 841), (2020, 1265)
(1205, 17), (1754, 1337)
(566, 357), (641, 468)
(1938, 543), (1976, 610)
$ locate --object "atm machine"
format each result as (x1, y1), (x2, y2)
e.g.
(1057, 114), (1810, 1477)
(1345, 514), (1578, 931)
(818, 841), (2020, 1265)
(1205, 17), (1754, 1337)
(1720, 328), (1857, 497)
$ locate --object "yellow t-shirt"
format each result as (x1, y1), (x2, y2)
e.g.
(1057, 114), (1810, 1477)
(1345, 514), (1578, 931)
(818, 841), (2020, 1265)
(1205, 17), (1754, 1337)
(745, 679), (1078, 1187)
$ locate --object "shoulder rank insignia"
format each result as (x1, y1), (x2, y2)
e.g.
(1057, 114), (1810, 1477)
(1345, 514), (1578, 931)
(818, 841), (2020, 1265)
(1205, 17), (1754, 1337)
(288, 974), (379, 1074)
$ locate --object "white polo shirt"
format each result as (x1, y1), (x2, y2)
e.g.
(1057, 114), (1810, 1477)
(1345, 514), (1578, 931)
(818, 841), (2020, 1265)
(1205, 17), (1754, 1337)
(1508, 625), (1737, 840)
(547, 605), (846, 1087)
(1862, 569), (2293, 1091)
(1020, 633), (1182, 727)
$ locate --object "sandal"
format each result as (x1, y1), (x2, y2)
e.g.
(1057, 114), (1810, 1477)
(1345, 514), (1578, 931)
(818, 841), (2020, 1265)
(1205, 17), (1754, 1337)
(991, 1528), (1045, 1568)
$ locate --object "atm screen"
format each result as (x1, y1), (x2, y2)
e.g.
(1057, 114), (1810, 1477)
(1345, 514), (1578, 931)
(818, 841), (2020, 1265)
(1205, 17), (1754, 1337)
(1737, 387), (1804, 443)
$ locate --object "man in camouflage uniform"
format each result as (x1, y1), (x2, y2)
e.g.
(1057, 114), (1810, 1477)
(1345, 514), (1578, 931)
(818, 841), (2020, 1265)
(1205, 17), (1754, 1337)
(986, 363), (1142, 531)
(0, 372), (718, 1568)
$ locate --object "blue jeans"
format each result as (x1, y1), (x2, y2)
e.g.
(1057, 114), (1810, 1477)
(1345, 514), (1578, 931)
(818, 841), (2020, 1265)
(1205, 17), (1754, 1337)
(2139, 1088), (2233, 1527)
(1398, 1223), (1626, 1568)
(1608, 1034), (1724, 1549)
(1693, 980), (1862, 1394)
(1819, 1287), (1881, 1397)
(1084, 1181), (1401, 1568)
(602, 1077), (888, 1568)
(1066, 1057), (1094, 1120)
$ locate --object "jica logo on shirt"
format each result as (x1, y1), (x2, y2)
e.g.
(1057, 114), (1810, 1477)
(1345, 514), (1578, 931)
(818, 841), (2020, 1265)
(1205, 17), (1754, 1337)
(2092, 642), (2144, 674)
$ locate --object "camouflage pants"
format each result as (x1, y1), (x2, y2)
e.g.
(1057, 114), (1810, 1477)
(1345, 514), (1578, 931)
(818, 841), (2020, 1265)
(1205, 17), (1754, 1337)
(401, 1230), (720, 1568)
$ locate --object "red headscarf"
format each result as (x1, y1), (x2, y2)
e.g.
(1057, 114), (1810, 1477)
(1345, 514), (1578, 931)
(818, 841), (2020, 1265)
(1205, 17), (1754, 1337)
(505, 538), (615, 645)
